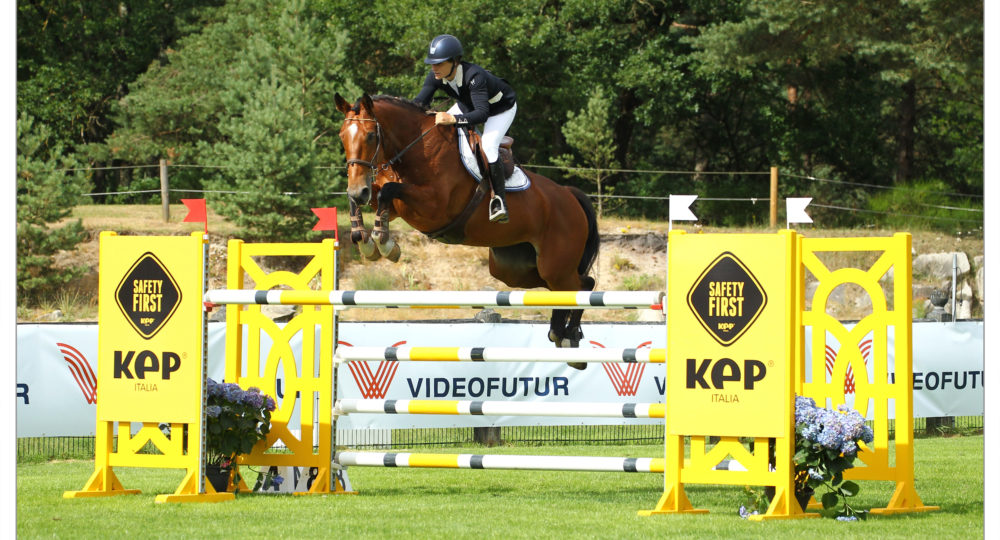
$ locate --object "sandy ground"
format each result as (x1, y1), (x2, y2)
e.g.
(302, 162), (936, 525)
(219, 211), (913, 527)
(23, 212), (985, 323)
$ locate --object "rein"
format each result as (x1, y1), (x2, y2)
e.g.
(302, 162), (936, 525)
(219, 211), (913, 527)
(344, 116), (436, 177)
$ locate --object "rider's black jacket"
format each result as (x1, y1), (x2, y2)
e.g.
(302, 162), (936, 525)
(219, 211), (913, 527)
(413, 61), (516, 126)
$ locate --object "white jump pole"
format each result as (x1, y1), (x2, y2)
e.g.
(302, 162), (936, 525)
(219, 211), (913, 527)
(335, 452), (665, 473)
(335, 399), (665, 418)
(334, 346), (663, 364)
(204, 289), (664, 310)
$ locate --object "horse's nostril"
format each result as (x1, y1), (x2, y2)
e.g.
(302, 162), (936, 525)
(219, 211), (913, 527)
(360, 187), (370, 202)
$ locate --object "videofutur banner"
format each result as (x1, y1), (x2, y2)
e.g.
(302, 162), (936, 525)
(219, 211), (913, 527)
(16, 320), (983, 437)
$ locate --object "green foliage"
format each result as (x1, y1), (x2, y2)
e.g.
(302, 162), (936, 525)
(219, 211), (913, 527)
(621, 274), (663, 292)
(186, 0), (358, 241)
(17, 0), (225, 194)
(551, 88), (618, 217)
(16, 113), (91, 302)
(868, 181), (984, 232)
(353, 268), (400, 291)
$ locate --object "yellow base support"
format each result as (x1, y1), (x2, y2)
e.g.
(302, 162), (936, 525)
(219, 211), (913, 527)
(154, 468), (235, 504)
(637, 484), (709, 516)
(868, 481), (940, 515)
(63, 466), (141, 499)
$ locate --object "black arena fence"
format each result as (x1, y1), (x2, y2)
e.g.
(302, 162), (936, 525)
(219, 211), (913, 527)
(17, 417), (984, 461)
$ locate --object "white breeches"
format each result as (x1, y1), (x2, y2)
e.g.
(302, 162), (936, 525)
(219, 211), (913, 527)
(448, 102), (517, 163)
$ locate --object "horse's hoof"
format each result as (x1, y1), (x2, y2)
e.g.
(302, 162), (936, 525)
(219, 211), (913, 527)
(358, 238), (381, 261)
(567, 362), (588, 371)
(548, 330), (560, 344)
(559, 338), (576, 348)
(378, 239), (401, 263)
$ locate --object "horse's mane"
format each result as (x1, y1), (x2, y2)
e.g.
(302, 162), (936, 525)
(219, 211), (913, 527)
(352, 95), (430, 114)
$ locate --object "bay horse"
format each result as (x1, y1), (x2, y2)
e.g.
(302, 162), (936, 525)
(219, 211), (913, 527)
(334, 93), (600, 366)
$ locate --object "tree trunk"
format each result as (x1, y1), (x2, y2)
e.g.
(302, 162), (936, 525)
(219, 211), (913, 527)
(607, 89), (637, 189)
(896, 79), (917, 184)
(473, 426), (502, 446)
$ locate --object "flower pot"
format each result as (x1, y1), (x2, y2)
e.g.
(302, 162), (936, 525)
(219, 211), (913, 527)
(763, 486), (815, 512)
(205, 464), (231, 493)
(795, 489), (815, 512)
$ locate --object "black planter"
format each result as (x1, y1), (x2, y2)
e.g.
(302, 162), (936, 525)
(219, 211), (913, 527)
(763, 487), (816, 512)
(205, 464), (231, 493)
(796, 489), (816, 512)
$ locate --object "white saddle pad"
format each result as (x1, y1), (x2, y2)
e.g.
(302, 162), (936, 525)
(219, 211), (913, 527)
(457, 128), (531, 192)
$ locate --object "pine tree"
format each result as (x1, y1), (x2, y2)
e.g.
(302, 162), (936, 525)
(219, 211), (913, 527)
(16, 113), (91, 300)
(552, 88), (618, 217)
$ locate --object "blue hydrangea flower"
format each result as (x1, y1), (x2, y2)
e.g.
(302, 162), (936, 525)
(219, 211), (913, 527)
(206, 405), (221, 418)
(840, 440), (858, 456)
(207, 378), (223, 398)
(222, 383), (245, 404)
(272, 474), (284, 486)
(739, 505), (758, 519)
(265, 396), (277, 412)
(244, 392), (264, 409)
(808, 468), (824, 481)
(836, 515), (859, 522)
(861, 425), (874, 444)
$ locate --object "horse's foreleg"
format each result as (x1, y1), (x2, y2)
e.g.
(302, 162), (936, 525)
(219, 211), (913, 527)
(350, 201), (381, 261)
(372, 183), (404, 262)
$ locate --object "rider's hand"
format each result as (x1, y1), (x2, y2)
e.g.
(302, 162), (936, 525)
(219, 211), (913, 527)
(435, 112), (457, 125)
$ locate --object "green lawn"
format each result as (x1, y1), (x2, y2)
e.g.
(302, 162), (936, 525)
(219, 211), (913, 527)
(18, 437), (983, 539)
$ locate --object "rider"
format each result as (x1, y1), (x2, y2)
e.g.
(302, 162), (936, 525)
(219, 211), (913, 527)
(413, 34), (517, 224)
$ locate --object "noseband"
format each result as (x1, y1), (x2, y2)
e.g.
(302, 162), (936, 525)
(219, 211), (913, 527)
(344, 114), (439, 178)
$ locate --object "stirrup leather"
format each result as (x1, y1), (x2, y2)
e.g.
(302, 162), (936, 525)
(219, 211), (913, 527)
(489, 195), (508, 223)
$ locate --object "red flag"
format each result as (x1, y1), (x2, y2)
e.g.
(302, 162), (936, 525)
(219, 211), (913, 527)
(182, 199), (208, 233)
(312, 207), (339, 241)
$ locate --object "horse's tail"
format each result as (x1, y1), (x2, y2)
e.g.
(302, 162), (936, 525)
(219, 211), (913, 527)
(568, 186), (600, 278)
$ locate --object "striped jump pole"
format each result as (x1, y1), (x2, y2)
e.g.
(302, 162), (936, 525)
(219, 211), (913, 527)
(335, 346), (665, 364)
(335, 452), (665, 473)
(336, 399), (665, 419)
(204, 289), (665, 310)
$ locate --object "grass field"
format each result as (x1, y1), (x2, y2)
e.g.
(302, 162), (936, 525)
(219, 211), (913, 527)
(18, 436), (983, 539)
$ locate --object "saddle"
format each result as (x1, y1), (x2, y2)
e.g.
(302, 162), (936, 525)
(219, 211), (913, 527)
(466, 130), (516, 180)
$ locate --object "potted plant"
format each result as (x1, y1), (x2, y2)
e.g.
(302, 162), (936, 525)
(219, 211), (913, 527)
(204, 378), (277, 493)
(744, 396), (874, 520)
(791, 395), (874, 520)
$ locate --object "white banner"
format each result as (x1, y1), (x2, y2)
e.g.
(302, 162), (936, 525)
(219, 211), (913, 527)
(16, 321), (983, 437)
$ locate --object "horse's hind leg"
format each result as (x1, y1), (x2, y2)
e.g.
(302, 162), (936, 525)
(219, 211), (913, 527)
(564, 275), (596, 369)
(372, 183), (404, 262)
(548, 309), (570, 346)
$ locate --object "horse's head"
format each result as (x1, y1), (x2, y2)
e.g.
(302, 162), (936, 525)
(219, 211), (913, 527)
(335, 93), (380, 207)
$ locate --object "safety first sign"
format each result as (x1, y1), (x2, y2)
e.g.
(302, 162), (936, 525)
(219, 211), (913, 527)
(97, 232), (205, 423)
(666, 232), (792, 439)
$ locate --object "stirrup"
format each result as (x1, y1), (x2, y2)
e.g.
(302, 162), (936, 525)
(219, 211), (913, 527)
(489, 196), (509, 223)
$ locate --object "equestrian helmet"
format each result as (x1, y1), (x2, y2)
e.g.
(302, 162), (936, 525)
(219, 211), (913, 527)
(424, 35), (463, 64)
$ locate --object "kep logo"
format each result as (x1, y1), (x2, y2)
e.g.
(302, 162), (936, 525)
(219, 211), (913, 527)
(114, 252), (182, 339)
(687, 252), (767, 346)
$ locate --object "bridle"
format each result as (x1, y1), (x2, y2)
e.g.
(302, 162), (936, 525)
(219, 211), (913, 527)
(344, 115), (437, 179)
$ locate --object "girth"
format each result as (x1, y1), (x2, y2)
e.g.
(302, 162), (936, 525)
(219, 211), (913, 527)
(422, 127), (492, 245)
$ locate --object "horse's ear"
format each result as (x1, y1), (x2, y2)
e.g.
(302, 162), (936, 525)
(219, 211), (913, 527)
(360, 93), (376, 117)
(334, 93), (352, 115)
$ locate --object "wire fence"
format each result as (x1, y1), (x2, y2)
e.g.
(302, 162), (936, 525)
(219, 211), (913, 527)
(16, 416), (984, 462)
(68, 162), (983, 225)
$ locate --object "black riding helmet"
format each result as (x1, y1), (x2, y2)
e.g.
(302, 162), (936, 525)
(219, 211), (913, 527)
(424, 35), (463, 64)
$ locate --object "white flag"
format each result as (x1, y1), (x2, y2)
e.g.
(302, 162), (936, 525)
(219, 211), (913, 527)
(669, 195), (699, 222)
(786, 197), (813, 224)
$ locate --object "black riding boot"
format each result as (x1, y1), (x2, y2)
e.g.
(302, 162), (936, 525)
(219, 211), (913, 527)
(488, 160), (509, 223)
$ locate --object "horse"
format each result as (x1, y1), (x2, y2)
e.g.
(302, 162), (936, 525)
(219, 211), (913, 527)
(334, 93), (600, 366)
